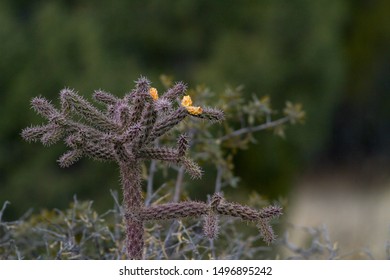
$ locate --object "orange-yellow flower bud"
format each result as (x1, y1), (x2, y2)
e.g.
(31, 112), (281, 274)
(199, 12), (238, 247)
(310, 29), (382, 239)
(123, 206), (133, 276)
(149, 87), (159, 100)
(186, 106), (203, 115)
(181, 95), (193, 107)
(181, 95), (203, 115)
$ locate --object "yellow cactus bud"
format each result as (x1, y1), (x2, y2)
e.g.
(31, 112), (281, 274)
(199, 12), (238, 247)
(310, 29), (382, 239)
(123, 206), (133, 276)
(181, 95), (202, 115)
(149, 87), (159, 100)
(186, 106), (203, 115)
(181, 95), (193, 107)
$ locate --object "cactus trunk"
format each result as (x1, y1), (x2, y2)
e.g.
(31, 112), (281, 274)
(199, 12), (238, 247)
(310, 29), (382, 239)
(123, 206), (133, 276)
(119, 160), (144, 259)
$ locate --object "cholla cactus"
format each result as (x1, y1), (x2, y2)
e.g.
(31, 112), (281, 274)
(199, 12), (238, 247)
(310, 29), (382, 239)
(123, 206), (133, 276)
(21, 76), (282, 259)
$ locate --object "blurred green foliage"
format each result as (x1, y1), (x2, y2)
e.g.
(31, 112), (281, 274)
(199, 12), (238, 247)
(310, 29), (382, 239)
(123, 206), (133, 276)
(1, 0), (390, 218)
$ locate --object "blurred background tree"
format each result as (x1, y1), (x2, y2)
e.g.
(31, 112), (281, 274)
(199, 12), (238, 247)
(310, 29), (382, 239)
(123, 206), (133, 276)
(1, 0), (389, 219)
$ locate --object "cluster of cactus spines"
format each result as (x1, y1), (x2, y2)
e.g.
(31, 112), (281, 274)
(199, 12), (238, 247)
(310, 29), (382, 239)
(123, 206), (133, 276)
(22, 76), (282, 259)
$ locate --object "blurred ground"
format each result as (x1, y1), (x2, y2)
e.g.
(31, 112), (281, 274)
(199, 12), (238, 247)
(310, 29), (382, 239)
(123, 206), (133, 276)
(285, 159), (390, 259)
